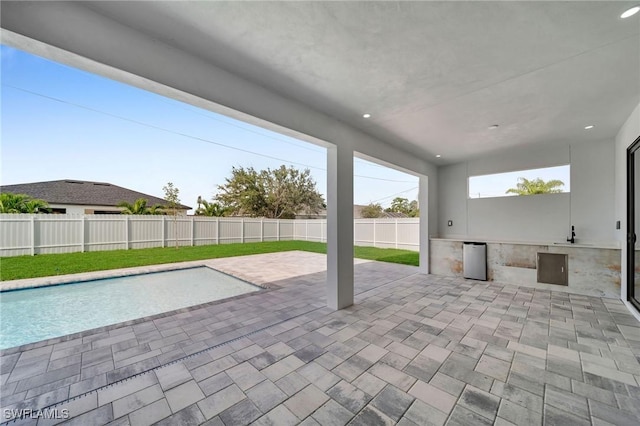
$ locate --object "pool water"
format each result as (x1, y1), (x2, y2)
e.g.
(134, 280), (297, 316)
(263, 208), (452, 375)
(0, 267), (260, 349)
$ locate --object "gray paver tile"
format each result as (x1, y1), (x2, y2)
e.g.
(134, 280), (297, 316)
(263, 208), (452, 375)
(369, 362), (416, 392)
(154, 403), (206, 426)
(275, 371), (310, 396)
(284, 384), (329, 420)
(371, 384), (414, 421)
(312, 399), (354, 426)
(57, 404), (114, 426)
(128, 398), (171, 426)
(458, 384), (500, 421)
(253, 405), (299, 426)
(544, 385), (589, 419)
(497, 399), (542, 425)
(447, 405), (493, 426)
(589, 399), (640, 425)
(298, 362), (340, 391)
(225, 361), (266, 391)
(198, 372), (233, 397)
(218, 398), (262, 425)
(97, 372), (158, 406)
(543, 404), (591, 426)
(165, 380), (205, 413)
(197, 384), (246, 420)
(352, 371), (387, 397)
(245, 379), (287, 412)
(408, 380), (456, 414)
(327, 380), (370, 413)
(402, 399), (447, 426)
(348, 405), (394, 426)
(155, 362), (192, 391)
(112, 383), (163, 418)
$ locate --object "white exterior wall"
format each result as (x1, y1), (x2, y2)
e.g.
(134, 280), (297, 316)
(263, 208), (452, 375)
(48, 204), (188, 215)
(437, 139), (616, 245)
(614, 102), (640, 307)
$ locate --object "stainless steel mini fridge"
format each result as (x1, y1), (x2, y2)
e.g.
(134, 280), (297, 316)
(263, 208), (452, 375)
(463, 242), (487, 281)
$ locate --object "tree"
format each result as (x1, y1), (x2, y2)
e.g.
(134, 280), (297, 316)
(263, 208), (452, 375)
(506, 178), (565, 196)
(117, 198), (164, 215)
(195, 199), (227, 217)
(216, 165), (324, 219)
(163, 182), (181, 248)
(0, 192), (50, 213)
(361, 203), (384, 218)
(385, 197), (419, 217)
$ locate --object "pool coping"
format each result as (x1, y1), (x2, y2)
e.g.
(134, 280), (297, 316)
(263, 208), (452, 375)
(0, 260), (264, 292)
(0, 261), (278, 355)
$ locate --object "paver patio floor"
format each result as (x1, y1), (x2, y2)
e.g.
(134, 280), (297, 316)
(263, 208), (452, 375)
(1, 252), (639, 425)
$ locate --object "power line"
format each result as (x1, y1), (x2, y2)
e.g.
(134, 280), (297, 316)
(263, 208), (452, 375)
(368, 186), (419, 204)
(4, 84), (415, 183)
(154, 96), (325, 154)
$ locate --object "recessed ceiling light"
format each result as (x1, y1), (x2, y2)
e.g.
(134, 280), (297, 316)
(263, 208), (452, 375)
(488, 124), (499, 130)
(621, 6), (640, 18)
(584, 125), (594, 130)
(362, 113), (371, 118)
(436, 154), (442, 158)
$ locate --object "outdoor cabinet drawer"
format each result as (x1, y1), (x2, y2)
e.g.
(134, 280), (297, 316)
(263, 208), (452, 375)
(537, 253), (568, 285)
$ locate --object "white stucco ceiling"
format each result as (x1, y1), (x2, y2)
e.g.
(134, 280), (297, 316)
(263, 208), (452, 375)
(13, 2), (640, 163)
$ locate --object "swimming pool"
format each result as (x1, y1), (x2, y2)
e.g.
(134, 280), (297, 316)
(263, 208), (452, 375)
(0, 267), (260, 349)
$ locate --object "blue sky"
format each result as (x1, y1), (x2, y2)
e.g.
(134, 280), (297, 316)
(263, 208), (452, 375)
(1, 45), (419, 213)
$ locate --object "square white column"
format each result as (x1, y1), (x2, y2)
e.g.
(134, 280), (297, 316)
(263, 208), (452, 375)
(327, 143), (354, 310)
(419, 175), (430, 274)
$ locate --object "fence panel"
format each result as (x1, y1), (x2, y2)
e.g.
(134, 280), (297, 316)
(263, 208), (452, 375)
(193, 217), (218, 246)
(128, 216), (163, 249)
(0, 215), (32, 256)
(0, 215), (419, 256)
(87, 215), (127, 252)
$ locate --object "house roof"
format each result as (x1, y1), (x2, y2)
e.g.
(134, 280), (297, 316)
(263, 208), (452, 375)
(353, 205), (408, 219)
(0, 180), (191, 210)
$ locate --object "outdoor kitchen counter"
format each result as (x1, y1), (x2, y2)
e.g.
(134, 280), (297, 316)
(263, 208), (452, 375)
(429, 238), (621, 298)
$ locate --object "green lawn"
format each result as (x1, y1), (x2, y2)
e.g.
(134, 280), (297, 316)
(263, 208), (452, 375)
(0, 241), (419, 281)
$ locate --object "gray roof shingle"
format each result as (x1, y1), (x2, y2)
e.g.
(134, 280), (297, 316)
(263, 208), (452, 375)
(0, 180), (191, 210)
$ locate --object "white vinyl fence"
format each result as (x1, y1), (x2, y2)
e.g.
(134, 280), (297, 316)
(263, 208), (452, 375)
(0, 215), (419, 257)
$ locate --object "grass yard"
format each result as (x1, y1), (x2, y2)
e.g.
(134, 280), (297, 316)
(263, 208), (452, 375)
(0, 241), (419, 281)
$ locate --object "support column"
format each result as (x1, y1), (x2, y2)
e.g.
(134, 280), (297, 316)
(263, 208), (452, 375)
(419, 175), (430, 274)
(327, 143), (354, 310)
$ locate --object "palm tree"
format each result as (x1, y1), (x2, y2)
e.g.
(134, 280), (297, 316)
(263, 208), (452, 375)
(22, 199), (51, 213)
(117, 198), (156, 215)
(147, 204), (165, 215)
(0, 193), (50, 213)
(506, 178), (565, 196)
(195, 199), (227, 217)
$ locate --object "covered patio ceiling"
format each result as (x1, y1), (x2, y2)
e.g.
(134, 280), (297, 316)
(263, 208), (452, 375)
(77, 1), (640, 163)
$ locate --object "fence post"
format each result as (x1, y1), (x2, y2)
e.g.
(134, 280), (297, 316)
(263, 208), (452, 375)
(260, 218), (264, 242)
(305, 220), (308, 241)
(320, 219), (323, 243)
(191, 216), (195, 246)
(395, 218), (398, 249)
(277, 220), (280, 241)
(30, 215), (36, 256)
(161, 216), (166, 248)
(241, 218), (245, 243)
(373, 219), (376, 248)
(216, 217), (220, 245)
(124, 216), (129, 250)
(81, 215), (87, 252)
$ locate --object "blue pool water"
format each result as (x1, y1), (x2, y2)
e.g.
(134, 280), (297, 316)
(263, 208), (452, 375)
(0, 267), (260, 349)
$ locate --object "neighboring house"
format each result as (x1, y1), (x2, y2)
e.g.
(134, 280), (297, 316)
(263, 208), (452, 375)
(0, 179), (191, 214)
(295, 209), (327, 219)
(353, 205), (408, 219)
